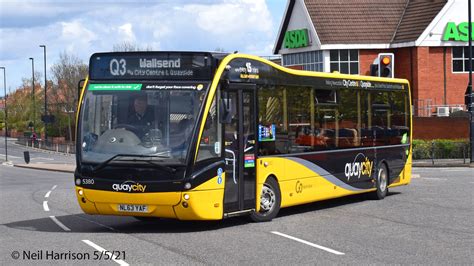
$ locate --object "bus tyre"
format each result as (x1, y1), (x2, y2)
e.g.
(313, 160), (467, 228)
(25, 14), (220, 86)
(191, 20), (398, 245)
(370, 164), (388, 200)
(250, 177), (281, 222)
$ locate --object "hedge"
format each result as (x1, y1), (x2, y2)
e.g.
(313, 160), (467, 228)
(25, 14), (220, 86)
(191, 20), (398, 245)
(412, 139), (470, 159)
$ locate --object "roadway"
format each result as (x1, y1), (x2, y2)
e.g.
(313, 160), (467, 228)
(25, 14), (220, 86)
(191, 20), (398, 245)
(0, 146), (473, 264)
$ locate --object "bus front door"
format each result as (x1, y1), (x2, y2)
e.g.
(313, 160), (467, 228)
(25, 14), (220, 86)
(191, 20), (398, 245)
(223, 85), (257, 214)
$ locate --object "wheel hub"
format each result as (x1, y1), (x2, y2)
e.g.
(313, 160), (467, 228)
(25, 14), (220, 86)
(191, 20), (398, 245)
(260, 185), (275, 212)
(379, 168), (387, 192)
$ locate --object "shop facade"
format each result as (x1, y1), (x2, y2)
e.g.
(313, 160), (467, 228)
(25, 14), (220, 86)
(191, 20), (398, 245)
(273, 0), (471, 116)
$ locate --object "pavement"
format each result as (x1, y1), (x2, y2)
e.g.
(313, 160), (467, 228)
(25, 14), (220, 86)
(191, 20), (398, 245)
(412, 159), (474, 167)
(2, 137), (473, 172)
(13, 163), (76, 173)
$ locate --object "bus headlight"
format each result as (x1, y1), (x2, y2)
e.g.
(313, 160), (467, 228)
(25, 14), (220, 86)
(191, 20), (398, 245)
(78, 189), (84, 196)
(183, 194), (190, 200)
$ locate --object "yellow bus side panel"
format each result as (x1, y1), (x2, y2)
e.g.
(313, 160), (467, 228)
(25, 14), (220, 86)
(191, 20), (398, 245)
(193, 174), (225, 191)
(389, 153), (412, 188)
(279, 177), (365, 208)
(172, 175), (225, 220)
(75, 187), (99, 214)
(256, 157), (371, 209)
(174, 189), (224, 220)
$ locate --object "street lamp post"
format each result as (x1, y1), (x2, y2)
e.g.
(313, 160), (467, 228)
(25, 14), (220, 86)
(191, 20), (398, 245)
(40, 45), (47, 142)
(29, 58), (36, 133)
(0, 67), (7, 162)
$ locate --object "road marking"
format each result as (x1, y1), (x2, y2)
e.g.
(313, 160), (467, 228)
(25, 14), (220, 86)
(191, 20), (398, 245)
(412, 174), (420, 179)
(420, 177), (447, 181)
(43, 201), (49, 211)
(36, 157), (55, 161)
(0, 154), (21, 158)
(45, 185), (57, 198)
(271, 231), (345, 255)
(49, 216), (71, 231)
(82, 240), (129, 266)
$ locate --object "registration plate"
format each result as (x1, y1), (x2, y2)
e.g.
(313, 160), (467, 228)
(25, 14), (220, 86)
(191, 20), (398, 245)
(117, 204), (148, 213)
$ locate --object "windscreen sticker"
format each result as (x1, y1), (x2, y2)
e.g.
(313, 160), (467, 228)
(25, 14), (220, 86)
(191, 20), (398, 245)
(89, 84), (142, 91)
(144, 84), (201, 90)
(244, 154), (255, 168)
(401, 133), (408, 144)
(258, 124), (276, 142)
(217, 168), (223, 184)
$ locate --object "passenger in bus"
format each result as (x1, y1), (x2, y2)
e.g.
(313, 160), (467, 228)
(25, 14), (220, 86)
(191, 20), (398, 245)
(171, 118), (194, 150)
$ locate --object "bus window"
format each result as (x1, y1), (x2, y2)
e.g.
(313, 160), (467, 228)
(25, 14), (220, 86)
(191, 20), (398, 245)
(338, 89), (360, 148)
(257, 85), (288, 155)
(287, 86), (311, 153)
(317, 107), (338, 149)
(196, 94), (221, 161)
(360, 90), (372, 147)
(390, 91), (409, 144)
(371, 91), (391, 146)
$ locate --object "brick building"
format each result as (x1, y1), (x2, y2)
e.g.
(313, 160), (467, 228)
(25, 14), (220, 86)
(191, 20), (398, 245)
(273, 0), (471, 117)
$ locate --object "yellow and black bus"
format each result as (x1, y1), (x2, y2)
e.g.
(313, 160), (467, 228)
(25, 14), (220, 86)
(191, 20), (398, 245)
(75, 52), (411, 222)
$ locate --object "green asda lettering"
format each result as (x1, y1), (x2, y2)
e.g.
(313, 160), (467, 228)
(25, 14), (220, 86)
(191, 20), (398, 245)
(443, 22), (474, 42)
(284, 29), (309, 49)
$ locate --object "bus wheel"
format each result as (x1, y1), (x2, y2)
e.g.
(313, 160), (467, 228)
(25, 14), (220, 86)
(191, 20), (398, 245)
(250, 177), (281, 222)
(370, 164), (388, 200)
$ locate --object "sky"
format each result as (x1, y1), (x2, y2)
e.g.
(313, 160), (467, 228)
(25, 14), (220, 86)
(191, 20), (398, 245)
(0, 0), (288, 96)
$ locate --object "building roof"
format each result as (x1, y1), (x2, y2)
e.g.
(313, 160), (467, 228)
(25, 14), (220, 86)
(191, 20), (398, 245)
(304, 0), (408, 44)
(392, 0), (448, 43)
(275, 0), (448, 52)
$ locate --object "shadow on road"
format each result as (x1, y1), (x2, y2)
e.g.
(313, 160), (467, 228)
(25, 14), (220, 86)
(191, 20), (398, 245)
(277, 191), (401, 218)
(2, 214), (250, 234)
(3, 191), (401, 233)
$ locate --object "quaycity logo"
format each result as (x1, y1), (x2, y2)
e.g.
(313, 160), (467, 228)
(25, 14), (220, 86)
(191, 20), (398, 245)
(344, 153), (374, 181)
(112, 181), (147, 193)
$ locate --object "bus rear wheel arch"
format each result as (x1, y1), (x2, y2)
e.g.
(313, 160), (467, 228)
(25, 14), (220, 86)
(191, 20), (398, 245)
(250, 176), (281, 222)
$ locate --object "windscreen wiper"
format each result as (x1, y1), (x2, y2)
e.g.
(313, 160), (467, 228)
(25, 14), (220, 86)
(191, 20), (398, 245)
(91, 154), (171, 173)
(124, 158), (180, 174)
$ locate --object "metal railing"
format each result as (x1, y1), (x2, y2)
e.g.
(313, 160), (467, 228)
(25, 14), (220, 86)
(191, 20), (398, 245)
(16, 136), (75, 154)
(412, 140), (471, 165)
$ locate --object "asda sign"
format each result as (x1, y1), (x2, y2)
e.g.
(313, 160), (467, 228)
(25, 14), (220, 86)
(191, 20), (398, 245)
(443, 22), (474, 41)
(284, 29), (309, 49)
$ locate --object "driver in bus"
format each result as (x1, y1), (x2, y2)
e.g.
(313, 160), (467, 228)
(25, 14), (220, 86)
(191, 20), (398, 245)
(128, 94), (155, 137)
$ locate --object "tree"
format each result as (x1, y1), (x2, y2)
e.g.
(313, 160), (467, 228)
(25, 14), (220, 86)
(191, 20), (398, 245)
(113, 41), (154, 52)
(50, 52), (88, 141)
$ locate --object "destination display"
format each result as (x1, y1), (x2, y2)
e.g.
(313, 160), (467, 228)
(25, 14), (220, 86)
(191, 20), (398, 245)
(89, 52), (214, 80)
